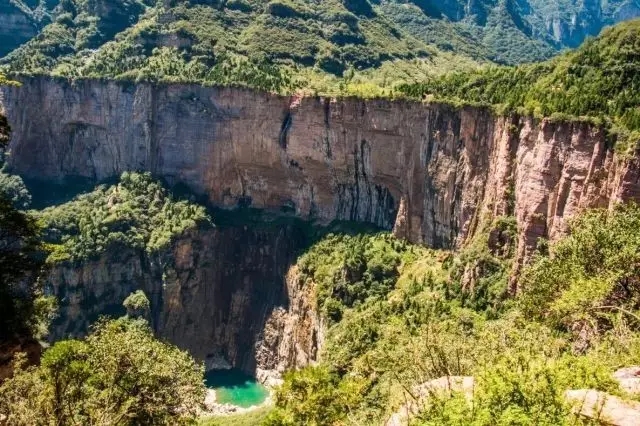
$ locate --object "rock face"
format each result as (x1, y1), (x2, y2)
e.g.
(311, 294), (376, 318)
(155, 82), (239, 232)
(254, 265), (323, 385)
(46, 223), (319, 375)
(525, 0), (633, 48)
(0, 337), (41, 382)
(565, 389), (640, 426)
(3, 77), (640, 262)
(2, 76), (640, 372)
(386, 376), (475, 426)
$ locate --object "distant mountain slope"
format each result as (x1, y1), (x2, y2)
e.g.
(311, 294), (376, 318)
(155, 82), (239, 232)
(0, 0), (441, 92)
(398, 18), (640, 147)
(0, 0), (639, 91)
(380, 0), (640, 63)
(0, 0), (59, 57)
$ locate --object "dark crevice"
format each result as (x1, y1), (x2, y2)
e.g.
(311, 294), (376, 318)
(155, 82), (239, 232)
(351, 145), (360, 221)
(323, 99), (333, 159)
(279, 111), (292, 150)
(361, 139), (372, 220)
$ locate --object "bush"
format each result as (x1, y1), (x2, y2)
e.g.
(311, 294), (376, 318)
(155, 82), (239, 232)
(38, 172), (211, 261)
(0, 195), (50, 340)
(0, 318), (206, 425)
(0, 170), (31, 210)
(520, 204), (640, 337)
(272, 204), (640, 424)
(419, 350), (617, 425)
(298, 233), (406, 321)
(123, 290), (151, 320)
(264, 365), (368, 426)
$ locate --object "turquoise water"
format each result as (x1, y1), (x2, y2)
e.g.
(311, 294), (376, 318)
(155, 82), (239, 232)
(204, 369), (269, 408)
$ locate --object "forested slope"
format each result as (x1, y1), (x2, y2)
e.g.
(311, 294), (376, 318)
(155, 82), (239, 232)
(1, 0), (639, 94)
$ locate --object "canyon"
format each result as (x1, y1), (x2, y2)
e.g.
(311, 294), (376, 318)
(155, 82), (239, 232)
(44, 223), (320, 378)
(2, 76), (640, 377)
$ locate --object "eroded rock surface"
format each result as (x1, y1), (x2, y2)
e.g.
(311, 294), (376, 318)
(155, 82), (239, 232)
(45, 223), (318, 375)
(566, 389), (640, 426)
(3, 78), (640, 269)
(386, 376), (475, 426)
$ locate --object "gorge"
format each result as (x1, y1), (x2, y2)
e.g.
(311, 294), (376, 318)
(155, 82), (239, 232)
(2, 75), (640, 382)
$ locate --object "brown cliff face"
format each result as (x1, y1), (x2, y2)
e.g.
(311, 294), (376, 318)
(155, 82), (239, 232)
(254, 265), (323, 384)
(46, 222), (318, 375)
(478, 118), (640, 286)
(3, 77), (639, 258)
(0, 77), (497, 249)
(2, 77), (640, 375)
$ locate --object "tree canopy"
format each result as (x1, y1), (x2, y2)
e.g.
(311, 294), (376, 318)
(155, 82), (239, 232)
(0, 317), (206, 425)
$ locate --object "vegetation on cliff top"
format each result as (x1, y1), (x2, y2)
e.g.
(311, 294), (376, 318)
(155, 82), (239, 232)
(0, 0), (443, 93)
(37, 172), (211, 262)
(267, 204), (640, 425)
(397, 19), (640, 141)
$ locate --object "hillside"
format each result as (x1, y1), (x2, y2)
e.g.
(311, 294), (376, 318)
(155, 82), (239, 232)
(399, 18), (640, 146)
(0, 0), (59, 57)
(264, 205), (640, 425)
(1, 0), (639, 94)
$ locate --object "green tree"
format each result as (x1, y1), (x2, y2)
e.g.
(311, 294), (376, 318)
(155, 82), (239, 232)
(123, 290), (151, 320)
(0, 196), (47, 340)
(0, 170), (31, 210)
(0, 318), (206, 425)
(264, 365), (368, 426)
(0, 109), (49, 340)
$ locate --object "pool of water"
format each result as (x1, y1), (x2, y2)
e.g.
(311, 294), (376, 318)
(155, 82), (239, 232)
(204, 369), (269, 408)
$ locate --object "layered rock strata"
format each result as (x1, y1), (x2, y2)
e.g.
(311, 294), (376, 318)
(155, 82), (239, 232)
(3, 77), (639, 263)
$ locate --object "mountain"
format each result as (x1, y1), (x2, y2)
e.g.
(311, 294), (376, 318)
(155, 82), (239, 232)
(398, 18), (640, 140)
(2, 6), (640, 424)
(0, 0), (60, 57)
(382, 0), (640, 62)
(1, 18), (640, 424)
(1, 0), (639, 93)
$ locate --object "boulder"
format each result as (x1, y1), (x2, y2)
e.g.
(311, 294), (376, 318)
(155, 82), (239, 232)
(565, 389), (640, 426)
(613, 366), (640, 395)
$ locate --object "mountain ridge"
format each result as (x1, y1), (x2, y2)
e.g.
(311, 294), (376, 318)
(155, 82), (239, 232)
(1, 0), (639, 91)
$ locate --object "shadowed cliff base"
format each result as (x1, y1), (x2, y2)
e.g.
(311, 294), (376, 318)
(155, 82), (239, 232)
(45, 214), (381, 377)
(33, 173), (383, 377)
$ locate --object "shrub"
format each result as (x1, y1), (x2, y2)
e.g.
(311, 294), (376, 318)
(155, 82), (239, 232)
(520, 204), (640, 336)
(0, 318), (205, 425)
(38, 172), (211, 261)
(264, 365), (368, 426)
(123, 290), (151, 320)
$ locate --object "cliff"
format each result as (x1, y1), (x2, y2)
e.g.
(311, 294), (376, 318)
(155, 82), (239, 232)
(45, 221), (320, 376)
(2, 76), (640, 377)
(2, 77), (639, 264)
